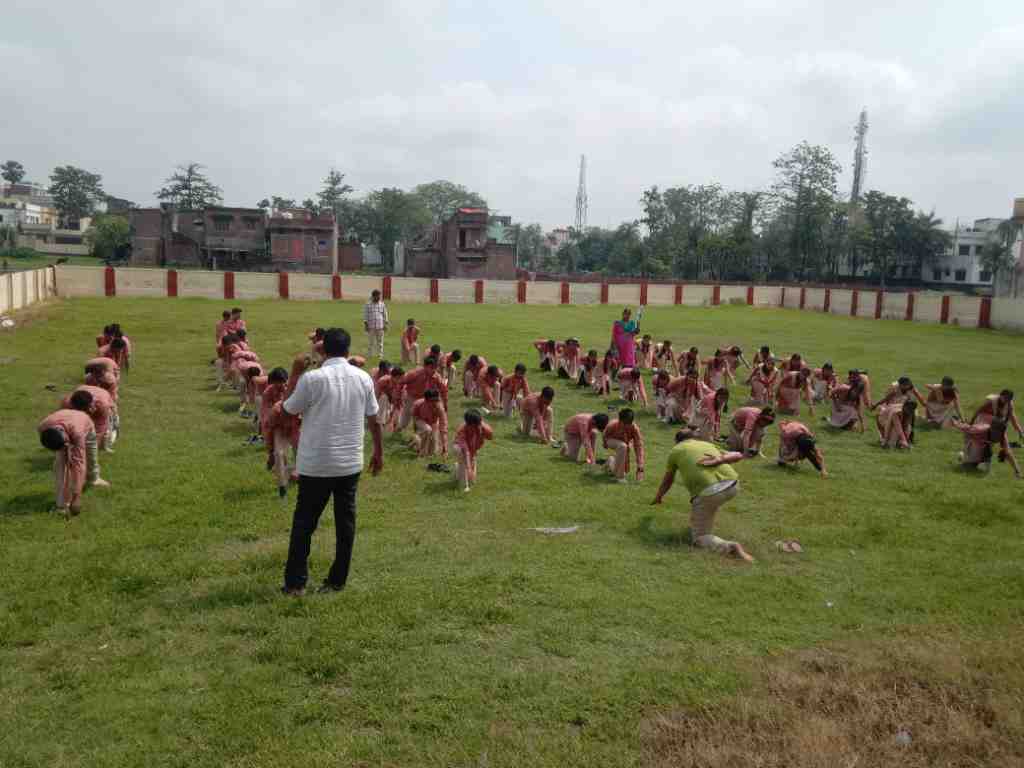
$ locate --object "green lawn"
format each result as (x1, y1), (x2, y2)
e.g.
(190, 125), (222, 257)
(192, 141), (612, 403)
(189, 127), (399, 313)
(1, 298), (1022, 767)
(1, 251), (105, 272)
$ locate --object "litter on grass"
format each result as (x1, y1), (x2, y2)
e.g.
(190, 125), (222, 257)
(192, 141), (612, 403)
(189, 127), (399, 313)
(528, 525), (581, 535)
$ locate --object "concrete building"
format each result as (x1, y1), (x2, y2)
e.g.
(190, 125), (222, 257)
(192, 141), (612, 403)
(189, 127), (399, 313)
(922, 218), (1003, 288)
(404, 207), (518, 280)
(993, 198), (1024, 299)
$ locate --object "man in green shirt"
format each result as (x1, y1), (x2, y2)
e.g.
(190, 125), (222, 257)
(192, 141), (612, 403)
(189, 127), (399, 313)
(652, 429), (754, 563)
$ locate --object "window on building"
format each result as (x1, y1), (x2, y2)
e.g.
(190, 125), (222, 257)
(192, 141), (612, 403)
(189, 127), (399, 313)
(214, 218), (231, 232)
(979, 270), (992, 282)
(955, 269), (967, 282)
(932, 269), (942, 281)
(459, 229), (467, 250)
(945, 269), (951, 277)
(958, 244), (971, 256)
(243, 218), (258, 230)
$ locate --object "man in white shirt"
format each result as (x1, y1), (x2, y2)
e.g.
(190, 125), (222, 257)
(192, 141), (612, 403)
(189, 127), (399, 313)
(281, 328), (384, 596)
(363, 289), (389, 358)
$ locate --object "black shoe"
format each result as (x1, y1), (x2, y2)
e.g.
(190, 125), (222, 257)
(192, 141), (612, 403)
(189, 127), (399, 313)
(315, 582), (344, 594)
(280, 585), (305, 597)
(278, 486), (287, 499)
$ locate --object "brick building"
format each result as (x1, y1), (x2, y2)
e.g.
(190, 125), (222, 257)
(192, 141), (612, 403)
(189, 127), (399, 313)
(268, 210), (338, 273)
(129, 205), (339, 273)
(405, 207), (518, 279)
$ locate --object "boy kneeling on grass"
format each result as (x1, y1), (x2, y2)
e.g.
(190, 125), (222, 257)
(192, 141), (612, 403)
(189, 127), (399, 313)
(454, 409), (493, 492)
(411, 389), (448, 458)
(603, 408), (644, 483)
(652, 429), (754, 563)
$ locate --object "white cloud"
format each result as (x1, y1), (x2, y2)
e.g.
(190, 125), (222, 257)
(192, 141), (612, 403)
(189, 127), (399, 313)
(2, 2), (1021, 229)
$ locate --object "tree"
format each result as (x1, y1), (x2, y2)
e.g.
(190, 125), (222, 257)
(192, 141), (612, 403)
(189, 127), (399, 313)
(154, 163), (223, 209)
(1, 161), (25, 184)
(904, 210), (951, 279)
(512, 223), (545, 270)
(771, 141), (842, 279)
(49, 166), (104, 225)
(271, 196), (296, 211)
(979, 219), (1022, 281)
(363, 188), (433, 269)
(860, 190), (914, 288)
(86, 214), (131, 261)
(317, 169), (354, 216)
(301, 198), (319, 214)
(412, 180), (488, 223)
(257, 198), (271, 210)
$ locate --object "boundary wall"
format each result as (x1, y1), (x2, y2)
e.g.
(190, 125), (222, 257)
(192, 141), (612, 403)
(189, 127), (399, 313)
(1, 266), (58, 315)
(51, 265), (1024, 332)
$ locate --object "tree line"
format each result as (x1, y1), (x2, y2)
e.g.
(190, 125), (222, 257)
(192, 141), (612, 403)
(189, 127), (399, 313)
(4, 149), (1019, 282)
(517, 141), (1020, 286)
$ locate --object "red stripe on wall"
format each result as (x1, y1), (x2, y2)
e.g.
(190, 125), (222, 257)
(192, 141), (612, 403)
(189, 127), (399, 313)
(780, 286), (786, 307)
(850, 289), (859, 317)
(104, 267), (116, 297)
(905, 292), (915, 321)
(278, 271), (289, 299)
(640, 282), (648, 306)
(517, 280), (526, 304)
(474, 280), (484, 304)
(746, 285), (755, 305)
(224, 272), (235, 300)
(799, 287), (806, 309)
(875, 290), (883, 319)
(600, 283), (609, 304)
(712, 285), (721, 306)
(430, 279), (439, 303)
(332, 274), (341, 300)
(167, 269), (178, 297)
(940, 295), (951, 324)
(382, 276), (392, 301)
(560, 282), (570, 305)
(823, 288), (831, 313)
(979, 297), (992, 329)
(674, 284), (683, 305)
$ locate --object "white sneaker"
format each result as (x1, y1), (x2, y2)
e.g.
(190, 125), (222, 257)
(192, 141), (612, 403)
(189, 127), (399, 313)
(90, 478), (111, 489)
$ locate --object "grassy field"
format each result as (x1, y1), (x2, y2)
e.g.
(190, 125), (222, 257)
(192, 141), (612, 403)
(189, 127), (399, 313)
(1, 297), (1022, 767)
(1, 251), (104, 272)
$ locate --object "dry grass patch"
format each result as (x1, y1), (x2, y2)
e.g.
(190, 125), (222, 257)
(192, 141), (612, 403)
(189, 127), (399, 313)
(643, 627), (1024, 767)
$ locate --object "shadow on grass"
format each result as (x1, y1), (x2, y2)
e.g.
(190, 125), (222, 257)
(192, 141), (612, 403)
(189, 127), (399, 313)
(0, 492), (52, 516)
(192, 582), (280, 612)
(23, 454), (54, 472)
(629, 514), (689, 549)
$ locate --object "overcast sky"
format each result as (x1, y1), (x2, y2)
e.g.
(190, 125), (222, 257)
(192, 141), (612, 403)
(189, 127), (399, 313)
(3, 1), (1022, 230)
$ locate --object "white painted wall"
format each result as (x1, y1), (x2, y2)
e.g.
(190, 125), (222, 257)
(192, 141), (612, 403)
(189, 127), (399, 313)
(915, 294), (942, 323)
(1, 267), (56, 312)
(830, 289), (852, 316)
(804, 288), (825, 311)
(608, 283), (641, 306)
(179, 270), (225, 299)
(485, 280), (519, 304)
(882, 292), (908, 320)
(290, 273), (332, 301)
(528, 281), (561, 305)
(391, 277), (430, 303)
(682, 284), (713, 306)
(992, 298), (1024, 331)
(856, 291), (878, 319)
(438, 279), (476, 304)
(234, 272), (277, 300)
(56, 265), (106, 297)
(646, 283), (675, 305)
(754, 286), (782, 307)
(343, 276), (382, 302)
(569, 283), (600, 305)
(948, 295), (980, 327)
(720, 285), (747, 304)
(116, 267), (166, 297)
(783, 288), (801, 309)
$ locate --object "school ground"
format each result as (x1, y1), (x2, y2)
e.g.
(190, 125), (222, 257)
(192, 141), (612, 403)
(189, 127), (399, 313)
(1, 298), (1022, 768)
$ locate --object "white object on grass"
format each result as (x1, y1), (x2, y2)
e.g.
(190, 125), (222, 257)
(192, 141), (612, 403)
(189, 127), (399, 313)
(528, 525), (581, 535)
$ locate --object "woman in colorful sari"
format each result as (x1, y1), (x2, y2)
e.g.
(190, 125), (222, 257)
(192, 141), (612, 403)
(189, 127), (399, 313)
(610, 308), (640, 368)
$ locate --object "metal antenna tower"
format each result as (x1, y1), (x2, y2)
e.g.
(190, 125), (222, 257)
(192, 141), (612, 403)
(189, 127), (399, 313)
(850, 108), (869, 205)
(574, 154), (588, 233)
